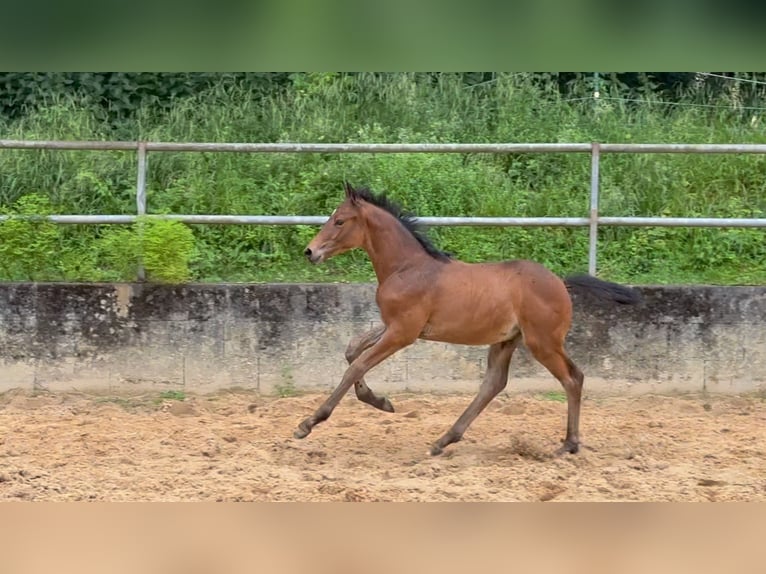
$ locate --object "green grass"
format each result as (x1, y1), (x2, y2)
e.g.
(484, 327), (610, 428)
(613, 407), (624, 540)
(274, 367), (299, 398)
(539, 391), (568, 403)
(1, 73), (764, 285)
(94, 396), (150, 410)
(274, 382), (299, 398)
(158, 390), (186, 401)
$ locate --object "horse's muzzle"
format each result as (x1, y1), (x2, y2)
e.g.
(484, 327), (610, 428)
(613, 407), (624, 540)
(304, 247), (323, 264)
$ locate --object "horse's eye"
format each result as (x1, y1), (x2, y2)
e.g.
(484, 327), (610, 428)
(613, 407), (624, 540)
(335, 219), (344, 227)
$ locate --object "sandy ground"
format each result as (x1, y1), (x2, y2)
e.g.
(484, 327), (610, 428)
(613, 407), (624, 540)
(0, 387), (765, 501)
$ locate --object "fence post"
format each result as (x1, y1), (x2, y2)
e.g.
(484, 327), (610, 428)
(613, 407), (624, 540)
(135, 141), (148, 281)
(588, 142), (600, 276)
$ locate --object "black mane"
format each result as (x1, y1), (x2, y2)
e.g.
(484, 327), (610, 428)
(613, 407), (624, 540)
(348, 185), (452, 262)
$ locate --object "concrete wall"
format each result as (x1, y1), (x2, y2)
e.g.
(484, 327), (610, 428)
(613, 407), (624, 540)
(1, 282), (764, 395)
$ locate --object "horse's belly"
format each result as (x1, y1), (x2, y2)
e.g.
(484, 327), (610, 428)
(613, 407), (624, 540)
(418, 265), (521, 345)
(419, 311), (518, 346)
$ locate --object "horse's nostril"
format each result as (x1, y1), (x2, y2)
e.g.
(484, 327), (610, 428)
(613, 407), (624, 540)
(304, 248), (312, 257)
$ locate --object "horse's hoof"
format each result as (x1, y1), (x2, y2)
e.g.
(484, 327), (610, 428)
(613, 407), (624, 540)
(429, 444), (444, 456)
(380, 397), (395, 413)
(554, 442), (579, 456)
(293, 425), (311, 439)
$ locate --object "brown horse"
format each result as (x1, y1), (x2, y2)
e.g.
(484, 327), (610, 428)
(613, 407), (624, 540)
(297, 182), (641, 456)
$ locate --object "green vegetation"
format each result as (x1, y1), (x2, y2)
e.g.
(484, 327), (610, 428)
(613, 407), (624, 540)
(98, 218), (196, 283)
(0, 195), (194, 283)
(158, 390), (187, 401)
(0, 73), (764, 285)
(275, 366), (299, 398)
(539, 391), (568, 403)
(93, 390), (187, 410)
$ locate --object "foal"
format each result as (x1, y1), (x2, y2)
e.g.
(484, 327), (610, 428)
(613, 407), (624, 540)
(296, 183), (640, 456)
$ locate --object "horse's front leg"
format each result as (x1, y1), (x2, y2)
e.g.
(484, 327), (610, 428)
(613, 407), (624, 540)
(293, 328), (415, 439)
(345, 326), (395, 413)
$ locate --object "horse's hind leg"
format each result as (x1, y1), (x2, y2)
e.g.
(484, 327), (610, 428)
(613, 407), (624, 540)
(430, 337), (520, 456)
(345, 326), (395, 413)
(526, 337), (584, 455)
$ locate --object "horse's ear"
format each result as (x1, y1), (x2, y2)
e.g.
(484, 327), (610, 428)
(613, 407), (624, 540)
(344, 181), (358, 204)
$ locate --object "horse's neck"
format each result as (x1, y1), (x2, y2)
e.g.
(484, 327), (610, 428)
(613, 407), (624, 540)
(362, 207), (429, 283)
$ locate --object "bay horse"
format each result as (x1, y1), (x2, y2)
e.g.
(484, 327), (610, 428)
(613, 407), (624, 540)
(296, 182), (641, 456)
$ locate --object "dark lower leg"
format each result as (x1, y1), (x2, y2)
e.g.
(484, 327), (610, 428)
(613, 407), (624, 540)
(347, 326), (394, 413)
(556, 360), (584, 455)
(293, 375), (353, 438)
(530, 345), (584, 455)
(430, 339), (518, 456)
(294, 330), (409, 439)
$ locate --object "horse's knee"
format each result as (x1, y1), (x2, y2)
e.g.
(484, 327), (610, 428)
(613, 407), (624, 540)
(481, 372), (508, 394)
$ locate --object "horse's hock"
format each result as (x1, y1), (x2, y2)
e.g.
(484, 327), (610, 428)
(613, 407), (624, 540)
(1, 283), (765, 395)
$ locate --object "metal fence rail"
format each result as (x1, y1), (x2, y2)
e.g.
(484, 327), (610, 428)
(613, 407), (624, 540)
(2, 139), (766, 277)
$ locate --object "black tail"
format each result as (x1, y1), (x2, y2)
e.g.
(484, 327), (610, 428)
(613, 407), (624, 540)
(564, 274), (642, 305)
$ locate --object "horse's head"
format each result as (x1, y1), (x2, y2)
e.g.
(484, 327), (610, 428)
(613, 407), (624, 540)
(304, 182), (367, 264)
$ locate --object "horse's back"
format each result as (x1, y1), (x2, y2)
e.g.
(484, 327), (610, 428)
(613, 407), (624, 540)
(446, 258), (568, 298)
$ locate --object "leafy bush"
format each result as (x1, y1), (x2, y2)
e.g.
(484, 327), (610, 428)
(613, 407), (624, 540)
(140, 219), (196, 283)
(99, 218), (196, 283)
(0, 194), (62, 280)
